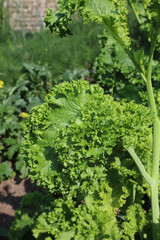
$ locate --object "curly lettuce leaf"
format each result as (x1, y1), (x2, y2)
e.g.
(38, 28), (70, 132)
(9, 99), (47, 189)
(122, 203), (149, 239)
(128, 0), (160, 39)
(22, 80), (152, 200)
(9, 191), (150, 240)
(44, 0), (131, 49)
(9, 191), (122, 240)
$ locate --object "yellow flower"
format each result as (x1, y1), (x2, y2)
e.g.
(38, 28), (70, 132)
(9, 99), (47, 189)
(19, 112), (28, 118)
(18, 44), (23, 49)
(0, 80), (4, 88)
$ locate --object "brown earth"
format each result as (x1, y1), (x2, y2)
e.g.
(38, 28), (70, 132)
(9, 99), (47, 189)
(0, 175), (41, 239)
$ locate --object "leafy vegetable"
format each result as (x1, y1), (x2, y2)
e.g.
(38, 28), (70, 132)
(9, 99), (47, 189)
(10, 0), (160, 239)
(15, 80), (153, 239)
(9, 189), (148, 240)
(0, 161), (14, 181)
(22, 80), (152, 195)
(0, 66), (46, 180)
(44, 1), (160, 238)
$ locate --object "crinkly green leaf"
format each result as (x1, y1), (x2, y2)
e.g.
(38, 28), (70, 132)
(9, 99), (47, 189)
(122, 203), (149, 239)
(130, 0), (160, 38)
(148, 0), (160, 38)
(22, 80), (153, 199)
(9, 191), (122, 240)
(44, 0), (131, 49)
(0, 162), (14, 181)
(81, 0), (130, 48)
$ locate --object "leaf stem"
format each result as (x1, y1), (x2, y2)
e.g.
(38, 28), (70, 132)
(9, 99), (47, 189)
(146, 39), (157, 113)
(103, 21), (146, 83)
(126, 146), (153, 186)
(127, 0), (141, 25)
(150, 116), (160, 240)
(146, 38), (160, 240)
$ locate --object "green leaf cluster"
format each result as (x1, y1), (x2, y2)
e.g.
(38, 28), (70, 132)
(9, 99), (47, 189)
(93, 27), (160, 104)
(0, 161), (14, 181)
(21, 62), (52, 99)
(22, 80), (152, 195)
(0, 66), (48, 180)
(44, 0), (130, 48)
(0, 82), (25, 179)
(9, 189), (149, 240)
(93, 33), (143, 102)
(9, 0), (160, 238)
(16, 80), (153, 239)
(44, 1), (160, 106)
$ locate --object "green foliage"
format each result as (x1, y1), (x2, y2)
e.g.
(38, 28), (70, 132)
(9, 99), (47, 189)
(44, 1), (160, 104)
(22, 80), (152, 195)
(44, 1), (160, 239)
(9, 1), (160, 239)
(9, 190), (149, 240)
(15, 80), (153, 239)
(0, 15), (103, 181)
(45, 0), (130, 48)
(0, 74), (45, 180)
(122, 203), (150, 239)
(21, 62), (52, 99)
(93, 32), (142, 102)
(0, 161), (14, 181)
(0, 0), (10, 41)
(93, 24), (160, 104)
(0, 18), (103, 86)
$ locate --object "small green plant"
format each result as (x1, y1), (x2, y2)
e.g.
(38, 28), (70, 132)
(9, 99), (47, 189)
(21, 62), (52, 99)
(0, 161), (14, 182)
(0, 72), (45, 180)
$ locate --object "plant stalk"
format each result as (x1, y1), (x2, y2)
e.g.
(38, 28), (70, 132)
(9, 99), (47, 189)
(127, 146), (153, 186)
(124, 32), (160, 239)
(150, 117), (160, 240)
(128, 0), (141, 25)
(146, 38), (160, 240)
(104, 19), (160, 239)
(103, 21), (146, 83)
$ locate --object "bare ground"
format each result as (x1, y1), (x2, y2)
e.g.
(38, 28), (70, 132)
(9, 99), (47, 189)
(0, 175), (40, 239)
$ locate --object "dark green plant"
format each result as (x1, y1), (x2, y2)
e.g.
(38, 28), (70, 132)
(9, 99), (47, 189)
(0, 74), (45, 180)
(92, 1), (160, 106)
(93, 32), (145, 103)
(21, 62), (52, 99)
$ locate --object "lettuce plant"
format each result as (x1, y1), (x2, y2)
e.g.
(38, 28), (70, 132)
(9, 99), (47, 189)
(10, 1), (160, 239)
(44, 1), (160, 239)
(12, 80), (153, 239)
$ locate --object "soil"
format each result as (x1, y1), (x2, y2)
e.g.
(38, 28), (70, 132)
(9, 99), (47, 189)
(0, 175), (41, 239)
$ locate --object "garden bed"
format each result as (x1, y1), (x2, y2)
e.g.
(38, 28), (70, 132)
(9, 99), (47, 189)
(0, 175), (41, 239)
